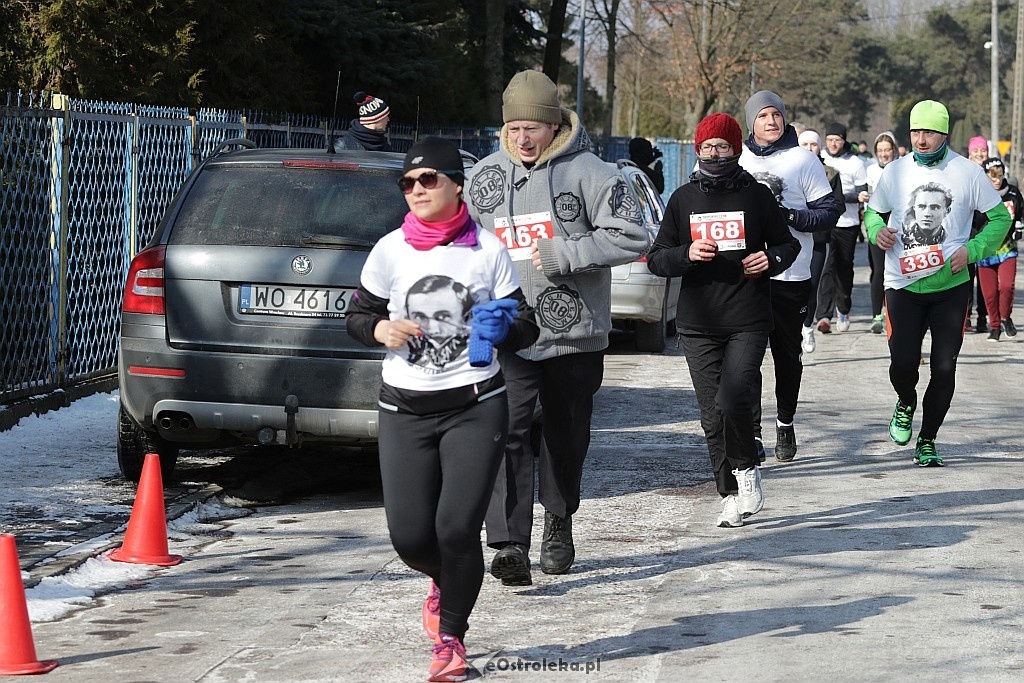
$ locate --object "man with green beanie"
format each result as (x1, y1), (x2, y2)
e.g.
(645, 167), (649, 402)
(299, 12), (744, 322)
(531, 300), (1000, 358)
(466, 70), (650, 585)
(864, 99), (1010, 466)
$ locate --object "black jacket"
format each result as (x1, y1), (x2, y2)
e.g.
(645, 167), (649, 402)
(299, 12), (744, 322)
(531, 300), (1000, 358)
(647, 168), (800, 334)
(333, 120), (392, 152)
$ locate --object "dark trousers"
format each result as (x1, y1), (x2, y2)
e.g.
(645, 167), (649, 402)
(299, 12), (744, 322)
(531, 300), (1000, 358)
(868, 241), (886, 317)
(884, 282), (970, 441)
(754, 278), (811, 433)
(815, 225), (860, 320)
(967, 263), (988, 322)
(804, 238), (830, 327)
(485, 349), (604, 549)
(682, 332), (767, 496)
(378, 393), (508, 638)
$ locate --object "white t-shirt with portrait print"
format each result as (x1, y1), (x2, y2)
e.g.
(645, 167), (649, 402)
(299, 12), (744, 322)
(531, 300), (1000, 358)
(868, 150), (1002, 290)
(359, 224), (521, 392)
(740, 144), (835, 282)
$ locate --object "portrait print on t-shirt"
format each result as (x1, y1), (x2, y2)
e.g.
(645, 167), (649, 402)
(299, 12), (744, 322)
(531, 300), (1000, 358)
(404, 274), (474, 371)
(750, 171), (785, 205)
(901, 182), (952, 249)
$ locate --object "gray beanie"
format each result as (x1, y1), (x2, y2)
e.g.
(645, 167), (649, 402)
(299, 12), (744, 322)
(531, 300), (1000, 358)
(502, 71), (562, 124)
(743, 90), (787, 133)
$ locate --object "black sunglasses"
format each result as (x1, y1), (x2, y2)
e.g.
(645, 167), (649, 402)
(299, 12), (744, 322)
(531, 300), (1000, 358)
(398, 171), (444, 194)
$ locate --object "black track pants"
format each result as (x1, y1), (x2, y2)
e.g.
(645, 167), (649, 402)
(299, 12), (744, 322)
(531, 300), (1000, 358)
(683, 331), (768, 496)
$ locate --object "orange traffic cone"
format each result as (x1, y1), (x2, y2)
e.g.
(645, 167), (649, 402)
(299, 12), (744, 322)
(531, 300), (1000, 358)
(109, 453), (183, 566)
(0, 534), (59, 675)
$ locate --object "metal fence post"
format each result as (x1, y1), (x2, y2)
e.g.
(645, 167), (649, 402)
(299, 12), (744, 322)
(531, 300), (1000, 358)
(130, 112), (139, 255)
(50, 93), (71, 388)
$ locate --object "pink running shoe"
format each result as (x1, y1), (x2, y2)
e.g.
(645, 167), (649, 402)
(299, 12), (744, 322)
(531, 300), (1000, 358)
(428, 634), (467, 682)
(422, 580), (441, 642)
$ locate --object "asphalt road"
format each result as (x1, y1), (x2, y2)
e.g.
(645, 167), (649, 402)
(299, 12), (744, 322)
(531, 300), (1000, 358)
(9, 251), (1024, 681)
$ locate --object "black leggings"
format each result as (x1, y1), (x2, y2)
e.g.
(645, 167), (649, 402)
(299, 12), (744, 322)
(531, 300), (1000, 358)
(884, 282), (970, 441)
(377, 393), (508, 638)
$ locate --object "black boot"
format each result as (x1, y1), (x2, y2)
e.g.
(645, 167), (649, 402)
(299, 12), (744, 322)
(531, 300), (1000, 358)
(539, 511), (575, 574)
(489, 543), (532, 586)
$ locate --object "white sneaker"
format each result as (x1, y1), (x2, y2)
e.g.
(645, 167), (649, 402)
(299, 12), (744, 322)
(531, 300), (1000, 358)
(717, 494), (743, 528)
(836, 313), (850, 333)
(801, 325), (815, 353)
(733, 466), (764, 518)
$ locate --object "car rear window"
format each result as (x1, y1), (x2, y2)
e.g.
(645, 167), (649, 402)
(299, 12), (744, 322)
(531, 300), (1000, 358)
(169, 165), (407, 246)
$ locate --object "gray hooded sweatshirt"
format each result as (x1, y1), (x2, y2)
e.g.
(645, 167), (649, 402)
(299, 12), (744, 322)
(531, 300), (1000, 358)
(466, 110), (651, 361)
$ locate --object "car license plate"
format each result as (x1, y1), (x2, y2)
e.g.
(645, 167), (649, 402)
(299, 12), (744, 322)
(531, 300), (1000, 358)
(239, 285), (354, 318)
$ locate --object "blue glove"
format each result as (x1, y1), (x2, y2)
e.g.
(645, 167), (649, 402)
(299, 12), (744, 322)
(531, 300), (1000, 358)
(468, 299), (519, 367)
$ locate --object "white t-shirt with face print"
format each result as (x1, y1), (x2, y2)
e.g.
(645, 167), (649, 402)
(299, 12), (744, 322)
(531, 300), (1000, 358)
(359, 225), (521, 392)
(869, 151), (1002, 290)
(740, 144), (834, 282)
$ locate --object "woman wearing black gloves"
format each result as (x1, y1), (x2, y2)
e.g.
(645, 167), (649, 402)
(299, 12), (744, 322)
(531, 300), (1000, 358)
(646, 113), (799, 529)
(346, 137), (538, 682)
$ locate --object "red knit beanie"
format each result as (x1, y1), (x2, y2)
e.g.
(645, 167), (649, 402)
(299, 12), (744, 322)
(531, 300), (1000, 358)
(695, 113), (743, 154)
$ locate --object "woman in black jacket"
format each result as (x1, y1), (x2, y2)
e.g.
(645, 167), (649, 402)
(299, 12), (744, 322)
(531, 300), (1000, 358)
(647, 113), (799, 529)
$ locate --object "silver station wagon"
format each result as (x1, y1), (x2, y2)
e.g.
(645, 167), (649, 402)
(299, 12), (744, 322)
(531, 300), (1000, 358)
(117, 142), (422, 481)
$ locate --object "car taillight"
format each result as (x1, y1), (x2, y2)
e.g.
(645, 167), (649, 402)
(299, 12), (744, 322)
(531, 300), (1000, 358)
(122, 245), (166, 315)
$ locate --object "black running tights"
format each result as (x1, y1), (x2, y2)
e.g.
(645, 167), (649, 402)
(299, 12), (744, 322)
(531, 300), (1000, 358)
(377, 394), (507, 639)
(884, 282), (970, 441)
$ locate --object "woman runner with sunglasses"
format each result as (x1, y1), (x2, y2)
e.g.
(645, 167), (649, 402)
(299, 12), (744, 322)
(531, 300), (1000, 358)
(347, 137), (538, 681)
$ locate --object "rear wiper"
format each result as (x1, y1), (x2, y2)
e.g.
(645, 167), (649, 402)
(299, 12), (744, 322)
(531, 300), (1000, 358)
(301, 233), (375, 250)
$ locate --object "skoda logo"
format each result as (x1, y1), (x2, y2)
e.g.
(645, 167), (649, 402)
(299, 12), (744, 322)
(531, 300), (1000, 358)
(291, 255), (313, 276)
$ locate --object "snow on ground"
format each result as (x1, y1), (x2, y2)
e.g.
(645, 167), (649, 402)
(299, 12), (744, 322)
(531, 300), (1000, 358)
(24, 497), (251, 622)
(2, 391), (251, 622)
(1, 391), (129, 525)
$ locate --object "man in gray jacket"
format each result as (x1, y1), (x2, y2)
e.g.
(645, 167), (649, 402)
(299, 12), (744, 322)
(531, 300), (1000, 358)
(466, 70), (650, 586)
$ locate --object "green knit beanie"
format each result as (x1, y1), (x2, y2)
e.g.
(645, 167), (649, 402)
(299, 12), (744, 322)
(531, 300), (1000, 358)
(502, 71), (562, 124)
(909, 100), (949, 134)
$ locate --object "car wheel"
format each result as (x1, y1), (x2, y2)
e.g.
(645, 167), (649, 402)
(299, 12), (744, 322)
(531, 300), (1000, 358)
(635, 286), (669, 353)
(117, 405), (179, 483)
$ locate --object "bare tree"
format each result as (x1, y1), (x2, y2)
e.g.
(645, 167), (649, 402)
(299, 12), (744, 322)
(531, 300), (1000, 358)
(544, 0), (570, 83)
(484, 0), (505, 121)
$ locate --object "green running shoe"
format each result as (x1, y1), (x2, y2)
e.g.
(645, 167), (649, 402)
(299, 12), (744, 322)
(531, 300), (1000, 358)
(889, 400), (914, 445)
(914, 438), (943, 467)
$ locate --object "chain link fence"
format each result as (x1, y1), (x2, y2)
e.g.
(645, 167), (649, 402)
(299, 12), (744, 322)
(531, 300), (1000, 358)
(1, 90), (691, 413)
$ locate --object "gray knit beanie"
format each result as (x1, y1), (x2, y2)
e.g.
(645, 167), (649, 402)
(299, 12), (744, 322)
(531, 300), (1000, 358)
(502, 71), (562, 124)
(743, 90), (787, 133)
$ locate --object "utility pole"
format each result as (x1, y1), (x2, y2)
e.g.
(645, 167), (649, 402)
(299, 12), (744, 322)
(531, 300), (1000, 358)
(991, 0), (999, 151)
(1012, 1), (1024, 179)
(577, 4), (585, 121)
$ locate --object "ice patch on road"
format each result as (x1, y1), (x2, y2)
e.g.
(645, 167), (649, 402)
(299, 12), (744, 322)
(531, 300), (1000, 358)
(25, 496), (251, 623)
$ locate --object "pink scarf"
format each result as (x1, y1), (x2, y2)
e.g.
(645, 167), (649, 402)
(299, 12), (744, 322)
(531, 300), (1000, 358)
(401, 201), (478, 250)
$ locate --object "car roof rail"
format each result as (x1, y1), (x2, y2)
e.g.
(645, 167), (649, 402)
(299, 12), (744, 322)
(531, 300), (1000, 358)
(211, 138), (257, 157)
(459, 149), (480, 169)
